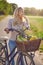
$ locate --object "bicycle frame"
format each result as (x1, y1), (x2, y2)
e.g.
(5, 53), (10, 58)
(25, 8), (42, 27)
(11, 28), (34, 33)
(0, 37), (36, 65)
(0, 28), (28, 65)
(0, 39), (20, 65)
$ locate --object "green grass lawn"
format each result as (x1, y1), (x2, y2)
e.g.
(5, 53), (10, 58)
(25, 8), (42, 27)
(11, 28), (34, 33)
(27, 16), (43, 38)
(27, 16), (43, 52)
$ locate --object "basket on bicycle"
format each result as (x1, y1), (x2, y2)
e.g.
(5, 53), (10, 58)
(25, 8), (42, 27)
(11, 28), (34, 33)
(16, 39), (41, 52)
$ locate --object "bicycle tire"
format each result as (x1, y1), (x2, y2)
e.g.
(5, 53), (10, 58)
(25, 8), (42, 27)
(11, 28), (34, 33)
(16, 52), (35, 65)
(0, 43), (6, 65)
(0, 43), (3, 51)
(16, 53), (24, 65)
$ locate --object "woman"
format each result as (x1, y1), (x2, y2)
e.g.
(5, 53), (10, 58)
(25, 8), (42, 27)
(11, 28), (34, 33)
(4, 7), (30, 65)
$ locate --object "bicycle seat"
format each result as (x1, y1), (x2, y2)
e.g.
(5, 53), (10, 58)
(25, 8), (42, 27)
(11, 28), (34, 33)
(0, 36), (8, 43)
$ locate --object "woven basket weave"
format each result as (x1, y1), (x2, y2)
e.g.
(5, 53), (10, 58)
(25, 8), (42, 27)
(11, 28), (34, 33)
(16, 39), (41, 52)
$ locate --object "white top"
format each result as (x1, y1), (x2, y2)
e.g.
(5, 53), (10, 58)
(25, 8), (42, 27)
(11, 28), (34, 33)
(7, 18), (30, 41)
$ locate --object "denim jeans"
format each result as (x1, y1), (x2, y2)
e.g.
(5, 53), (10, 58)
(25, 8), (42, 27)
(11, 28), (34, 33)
(8, 40), (16, 65)
(8, 40), (24, 65)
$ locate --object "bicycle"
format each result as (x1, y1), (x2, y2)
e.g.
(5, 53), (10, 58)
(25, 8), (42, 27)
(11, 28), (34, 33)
(0, 28), (42, 65)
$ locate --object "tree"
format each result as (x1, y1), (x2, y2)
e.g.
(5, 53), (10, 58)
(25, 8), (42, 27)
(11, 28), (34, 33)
(0, 0), (18, 15)
(24, 7), (29, 15)
(10, 3), (18, 14)
(39, 10), (43, 16)
(24, 7), (43, 16)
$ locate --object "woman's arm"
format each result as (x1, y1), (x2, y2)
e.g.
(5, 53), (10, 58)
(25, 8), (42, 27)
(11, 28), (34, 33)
(4, 19), (12, 34)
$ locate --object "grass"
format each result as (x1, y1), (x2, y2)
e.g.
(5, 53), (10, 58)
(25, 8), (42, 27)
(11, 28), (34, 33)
(39, 40), (43, 52)
(27, 16), (43, 38)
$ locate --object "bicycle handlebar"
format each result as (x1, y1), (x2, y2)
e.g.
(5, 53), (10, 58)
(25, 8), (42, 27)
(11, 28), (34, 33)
(4, 28), (43, 40)
(8, 28), (28, 38)
(9, 28), (27, 34)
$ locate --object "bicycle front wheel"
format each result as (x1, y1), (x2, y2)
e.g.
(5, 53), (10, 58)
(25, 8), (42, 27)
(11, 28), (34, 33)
(16, 52), (35, 65)
(0, 43), (6, 65)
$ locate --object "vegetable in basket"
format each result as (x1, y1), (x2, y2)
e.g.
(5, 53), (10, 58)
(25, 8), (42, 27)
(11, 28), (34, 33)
(30, 36), (37, 41)
(17, 35), (27, 42)
(17, 35), (37, 42)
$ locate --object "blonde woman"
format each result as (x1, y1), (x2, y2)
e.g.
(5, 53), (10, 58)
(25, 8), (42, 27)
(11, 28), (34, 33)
(4, 7), (30, 65)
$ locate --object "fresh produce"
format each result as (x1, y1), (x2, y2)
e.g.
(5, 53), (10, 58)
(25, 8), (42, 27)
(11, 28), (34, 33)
(17, 35), (27, 41)
(30, 36), (37, 41)
(17, 35), (37, 42)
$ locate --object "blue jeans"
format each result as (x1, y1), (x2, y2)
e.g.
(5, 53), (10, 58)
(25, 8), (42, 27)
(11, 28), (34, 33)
(8, 40), (16, 65)
(8, 40), (24, 65)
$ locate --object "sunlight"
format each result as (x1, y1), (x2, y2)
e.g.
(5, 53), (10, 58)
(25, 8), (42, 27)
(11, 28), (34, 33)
(7, 0), (43, 9)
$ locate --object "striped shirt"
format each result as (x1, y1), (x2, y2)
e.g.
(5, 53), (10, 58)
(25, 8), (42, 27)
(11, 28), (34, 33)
(7, 18), (30, 41)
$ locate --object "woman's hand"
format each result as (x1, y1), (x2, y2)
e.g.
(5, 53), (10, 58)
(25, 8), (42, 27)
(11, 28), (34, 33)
(4, 28), (9, 34)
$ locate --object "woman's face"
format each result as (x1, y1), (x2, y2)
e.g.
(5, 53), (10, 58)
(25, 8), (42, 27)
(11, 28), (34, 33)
(18, 9), (24, 19)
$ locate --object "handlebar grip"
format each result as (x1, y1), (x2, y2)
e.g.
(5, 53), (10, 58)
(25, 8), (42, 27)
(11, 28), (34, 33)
(8, 28), (21, 34)
(9, 28), (14, 31)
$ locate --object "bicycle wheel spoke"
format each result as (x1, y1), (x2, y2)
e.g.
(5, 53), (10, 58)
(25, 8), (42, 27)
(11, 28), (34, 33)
(24, 53), (35, 65)
(16, 52), (35, 65)
(0, 43), (6, 65)
(24, 55), (28, 65)
(16, 54), (21, 65)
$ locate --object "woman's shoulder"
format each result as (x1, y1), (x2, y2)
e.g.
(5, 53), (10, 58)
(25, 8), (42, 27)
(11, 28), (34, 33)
(9, 18), (15, 23)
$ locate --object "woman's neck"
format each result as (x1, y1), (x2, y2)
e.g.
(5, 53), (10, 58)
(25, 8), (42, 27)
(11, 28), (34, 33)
(14, 17), (23, 24)
(17, 16), (22, 20)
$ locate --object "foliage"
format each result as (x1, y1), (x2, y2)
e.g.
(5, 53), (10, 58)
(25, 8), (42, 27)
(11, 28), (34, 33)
(0, 0), (18, 15)
(24, 7), (43, 16)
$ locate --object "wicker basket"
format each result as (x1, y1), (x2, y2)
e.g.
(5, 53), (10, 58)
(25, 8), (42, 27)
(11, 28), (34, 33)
(16, 39), (41, 52)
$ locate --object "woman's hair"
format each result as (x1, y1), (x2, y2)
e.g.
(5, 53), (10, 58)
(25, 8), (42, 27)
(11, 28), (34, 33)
(13, 7), (24, 25)
(14, 7), (24, 19)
